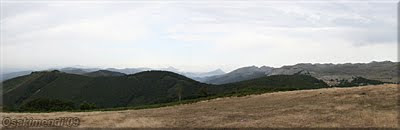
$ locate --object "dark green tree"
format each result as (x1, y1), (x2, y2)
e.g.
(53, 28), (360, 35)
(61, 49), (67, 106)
(80, 102), (97, 110)
(19, 98), (75, 112)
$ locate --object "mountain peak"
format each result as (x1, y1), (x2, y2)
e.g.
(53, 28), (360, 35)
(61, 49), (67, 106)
(84, 70), (126, 77)
(210, 69), (225, 74)
(158, 67), (179, 72)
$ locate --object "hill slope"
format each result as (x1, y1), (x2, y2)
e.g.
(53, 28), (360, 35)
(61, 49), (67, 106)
(203, 61), (398, 85)
(2, 71), (330, 111)
(268, 61), (399, 85)
(1, 84), (397, 128)
(2, 70), (209, 109)
(203, 66), (273, 84)
(83, 70), (126, 77)
(0, 71), (33, 82)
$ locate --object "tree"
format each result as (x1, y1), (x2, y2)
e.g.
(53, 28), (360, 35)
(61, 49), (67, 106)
(198, 86), (208, 97)
(80, 102), (97, 110)
(175, 81), (185, 102)
(19, 98), (74, 112)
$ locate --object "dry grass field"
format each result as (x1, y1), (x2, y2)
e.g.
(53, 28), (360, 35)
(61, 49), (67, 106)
(1, 84), (398, 128)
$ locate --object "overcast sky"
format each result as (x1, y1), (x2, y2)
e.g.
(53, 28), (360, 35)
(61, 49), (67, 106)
(0, 0), (398, 73)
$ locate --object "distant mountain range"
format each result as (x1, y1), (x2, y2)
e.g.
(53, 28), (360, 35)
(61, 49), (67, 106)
(267, 61), (398, 85)
(202, 61), (399, 85)
(83, 70), (126, 77)
(1, 61), (398, 86)
(200, 66), (273, 84)
(180, 69), (226, 79)
(1, 70), (33, 82)
(0, 67), (225, 82)
(104, 68), (151, 75)
(104, 67), (226, 80)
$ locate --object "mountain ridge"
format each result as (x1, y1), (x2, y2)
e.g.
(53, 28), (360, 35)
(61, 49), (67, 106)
(202, 61), (398, 85)
(2, 70), (334, 111)
(1, 61), (397, 85)
(84, 70), (126, 77)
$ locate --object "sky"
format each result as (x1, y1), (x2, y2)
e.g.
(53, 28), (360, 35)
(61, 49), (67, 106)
(0, 0), (398, 73)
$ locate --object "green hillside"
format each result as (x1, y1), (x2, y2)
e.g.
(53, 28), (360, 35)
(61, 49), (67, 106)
(2, 70), (208, 111)
(2, 70), (380, 112)
(83, 70), (126, 77)
(209, 74), (328, 96)
(334, 77), (386, 87)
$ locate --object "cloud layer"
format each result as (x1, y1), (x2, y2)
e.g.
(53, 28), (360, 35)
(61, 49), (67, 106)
(1, 1), (397, 72)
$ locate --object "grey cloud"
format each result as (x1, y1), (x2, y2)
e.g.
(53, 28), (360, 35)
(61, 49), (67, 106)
(1, 1), (397, 71)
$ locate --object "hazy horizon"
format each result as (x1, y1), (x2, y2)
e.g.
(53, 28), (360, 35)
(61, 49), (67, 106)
(1, 0), (398, 73)
(1, 60), (397, 74)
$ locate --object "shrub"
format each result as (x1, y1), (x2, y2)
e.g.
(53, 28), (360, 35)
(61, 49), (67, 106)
(19, 98), (75, 112)
(335, 77), (384, 87)
(80, 102), (97, 110)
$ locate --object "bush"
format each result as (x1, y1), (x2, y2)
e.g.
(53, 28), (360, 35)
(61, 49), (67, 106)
(80, 102), (97, 110)
(335, 77), (384, 87)
(19, 98), (75, 112)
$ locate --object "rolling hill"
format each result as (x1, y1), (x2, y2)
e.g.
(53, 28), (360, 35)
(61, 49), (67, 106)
(1, 67), (225, 83)
(268, 61), (399, 85)
(83, 70), (126, 77)
(0, 70), (32, 82)
(2, 61), (396, 86)
(203, 61), (399, 85)
(1, 70), (332, 111)
(202, 66), (273, 84)
(2, 70), (209, 110)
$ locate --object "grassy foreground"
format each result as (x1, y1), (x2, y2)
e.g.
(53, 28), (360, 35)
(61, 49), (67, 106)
(1, 84), (398, 128)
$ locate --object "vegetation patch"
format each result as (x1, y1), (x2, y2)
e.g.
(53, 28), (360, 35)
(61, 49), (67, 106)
(335, 77), (386, 87)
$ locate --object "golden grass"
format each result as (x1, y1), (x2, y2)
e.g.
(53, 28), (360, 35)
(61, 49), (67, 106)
(1, 84), (398, 128)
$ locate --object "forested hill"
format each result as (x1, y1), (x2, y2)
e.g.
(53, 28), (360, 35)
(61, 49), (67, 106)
(2, 70), (382, 112)
(2, 70), (208, 110)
